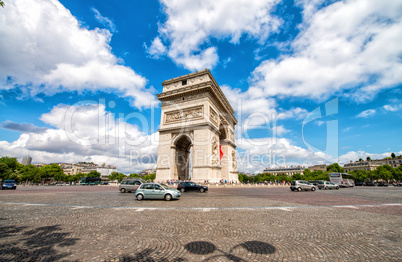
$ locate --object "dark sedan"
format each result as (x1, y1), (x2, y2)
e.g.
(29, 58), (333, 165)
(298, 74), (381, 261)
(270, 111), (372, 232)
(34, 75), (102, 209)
(177, 182), (208, 193)
(1, 179), (17, 190)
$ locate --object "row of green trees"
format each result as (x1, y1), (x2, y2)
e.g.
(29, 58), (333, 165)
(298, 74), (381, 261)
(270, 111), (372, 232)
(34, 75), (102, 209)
(0, 156), (156, 184)
(238, 162), (402, 184)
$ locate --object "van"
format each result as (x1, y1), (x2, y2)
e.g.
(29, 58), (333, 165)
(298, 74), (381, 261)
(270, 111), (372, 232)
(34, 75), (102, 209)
(119, 178), (144, 193)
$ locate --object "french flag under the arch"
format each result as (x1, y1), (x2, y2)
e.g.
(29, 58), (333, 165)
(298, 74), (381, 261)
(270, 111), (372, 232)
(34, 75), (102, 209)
(219, 143), (223, 160)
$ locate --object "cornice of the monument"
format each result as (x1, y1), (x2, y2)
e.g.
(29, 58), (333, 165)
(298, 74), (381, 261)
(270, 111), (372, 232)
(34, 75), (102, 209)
(158, 69), (237, 125)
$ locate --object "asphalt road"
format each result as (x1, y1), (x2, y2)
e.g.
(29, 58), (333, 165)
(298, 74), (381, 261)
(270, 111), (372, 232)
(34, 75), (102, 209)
(0, 185), (401, 261)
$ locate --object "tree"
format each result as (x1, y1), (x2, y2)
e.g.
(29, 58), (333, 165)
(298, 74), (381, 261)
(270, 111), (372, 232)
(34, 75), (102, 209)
(374, 165), (393, 182)
(326, 163), (344, 173)
(108, 172), (126, 182)
(0, 162), (11, 180)
(290, 173), (302, 181)
(366, 156), (371, 161)
(391, 153), (396, 159)
(129, 173), (140, 178)
(87, 171), (101, 178)
(143, 173), (156, 182)
(0, 1), (5, 8)
(0, 156), (20, 171)
(39, 164), (64, 183)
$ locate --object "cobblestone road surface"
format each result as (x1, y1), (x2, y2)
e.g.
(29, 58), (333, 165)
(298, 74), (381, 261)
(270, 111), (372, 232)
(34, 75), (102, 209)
(0, 185), (401, 261)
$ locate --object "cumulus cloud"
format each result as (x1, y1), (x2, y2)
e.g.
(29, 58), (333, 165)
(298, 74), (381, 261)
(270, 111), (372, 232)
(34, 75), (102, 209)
(149, 0), (281, 70)
(0, 0), (156, 108)
(236, 137), (330, 173)
(250, 0), (402, 101)
(0, 103), (159, 173)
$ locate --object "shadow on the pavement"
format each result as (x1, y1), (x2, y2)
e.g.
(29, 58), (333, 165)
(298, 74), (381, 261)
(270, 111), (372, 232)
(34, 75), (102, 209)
(0, 223), (79, 261)
(114, 240), (275, 262)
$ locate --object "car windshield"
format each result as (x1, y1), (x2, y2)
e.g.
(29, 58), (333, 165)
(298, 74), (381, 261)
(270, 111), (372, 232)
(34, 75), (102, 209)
(4, 180), (15, 183)
(161, 184), (171, 190)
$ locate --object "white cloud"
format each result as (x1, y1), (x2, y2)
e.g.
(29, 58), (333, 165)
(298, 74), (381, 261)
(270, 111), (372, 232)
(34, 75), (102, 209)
(383, 104), (400, 112)
(91, 7), (117, 33)
(0, 0), (156, 109)
(236, 137), (330, 173)
(356, 109), (376, 118)
(145, 37), (167, 58)
(0, 104), (159, 173)
(250, 0), (402, 101)
(338, 150), (402, 165)
(151, 0), (281, 70)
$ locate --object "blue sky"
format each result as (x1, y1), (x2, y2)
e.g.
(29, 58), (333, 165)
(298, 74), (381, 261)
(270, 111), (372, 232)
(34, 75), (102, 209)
(0, 0), (401, 174)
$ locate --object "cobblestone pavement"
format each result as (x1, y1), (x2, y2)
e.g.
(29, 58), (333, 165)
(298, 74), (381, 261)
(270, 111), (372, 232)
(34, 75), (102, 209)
(0, 185), (401, 261)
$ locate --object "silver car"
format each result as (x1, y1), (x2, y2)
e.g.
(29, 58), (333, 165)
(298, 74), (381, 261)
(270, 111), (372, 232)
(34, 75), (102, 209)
(135, 183), (181, 201)
(290, 180), (317, 191)
(318, 181), (339, 190)
(119, 178), (144, 193)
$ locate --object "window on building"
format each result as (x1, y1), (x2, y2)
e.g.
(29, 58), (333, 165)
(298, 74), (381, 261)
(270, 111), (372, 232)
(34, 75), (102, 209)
(182, 80), (187, 86)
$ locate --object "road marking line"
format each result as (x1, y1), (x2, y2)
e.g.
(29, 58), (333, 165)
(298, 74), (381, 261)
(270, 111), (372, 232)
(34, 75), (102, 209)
(1, 201), (401, 211)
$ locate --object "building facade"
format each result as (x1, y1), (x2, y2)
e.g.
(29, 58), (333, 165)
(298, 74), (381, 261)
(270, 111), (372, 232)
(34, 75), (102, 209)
(344, 157), (402, 172)
(263, 166), (306, 176)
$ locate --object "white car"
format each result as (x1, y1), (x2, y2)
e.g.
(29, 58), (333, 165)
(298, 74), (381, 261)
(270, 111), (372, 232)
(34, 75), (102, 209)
(318, 181), (339, 190)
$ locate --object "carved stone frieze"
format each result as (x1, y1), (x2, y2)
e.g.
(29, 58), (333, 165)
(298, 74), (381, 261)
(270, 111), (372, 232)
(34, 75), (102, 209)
(210, 107), (218, 125)
(165, 106), (203, 124)
(232, 150), (237, 169)
(211, 136), (219, 165)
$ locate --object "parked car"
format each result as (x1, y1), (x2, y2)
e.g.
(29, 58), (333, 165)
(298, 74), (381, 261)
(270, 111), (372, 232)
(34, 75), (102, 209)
(177, 182), (208, 193)
(290, 180), (316, 192)
(119, 178), (144, 193)
(376, 182), (388, 187)
(355, 181), (364, 186)
(309, 180), (324, 187)
(1, 179), (17, 190)
(364, 182), (376, 186)
(135, 183), (181, 201)
(318, 181), (339, 190)
(101, 182), (109, 185)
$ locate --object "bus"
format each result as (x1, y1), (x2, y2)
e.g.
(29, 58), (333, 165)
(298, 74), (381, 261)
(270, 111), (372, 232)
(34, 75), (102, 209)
(80, 177), (101, 185)
(329, 173), (355, 187)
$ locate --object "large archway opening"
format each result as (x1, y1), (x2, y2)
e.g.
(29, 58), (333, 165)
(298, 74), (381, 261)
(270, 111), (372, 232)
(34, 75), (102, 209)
(174, 135), (192, 181)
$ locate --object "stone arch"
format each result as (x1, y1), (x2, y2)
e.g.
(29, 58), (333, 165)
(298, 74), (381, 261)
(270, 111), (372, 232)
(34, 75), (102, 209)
(173, 134), (193, 181)
(156, 69), (238, 183)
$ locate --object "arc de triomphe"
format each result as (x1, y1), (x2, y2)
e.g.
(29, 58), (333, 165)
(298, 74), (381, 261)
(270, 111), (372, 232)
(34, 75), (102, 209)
(155, 69), (238, 183)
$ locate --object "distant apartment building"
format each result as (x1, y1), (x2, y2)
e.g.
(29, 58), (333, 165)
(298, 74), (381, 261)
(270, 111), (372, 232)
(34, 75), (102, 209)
(263, 166), (305, 176)
(308, 164), (327, 172)
(343, 157), (402, 172)
(61, 162), (117, 180)
(21, 155), (32, 165)
(138, 169), (156, 177)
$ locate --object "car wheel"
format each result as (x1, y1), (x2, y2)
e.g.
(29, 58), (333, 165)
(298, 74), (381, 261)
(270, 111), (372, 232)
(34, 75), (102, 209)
(311, 187), (316, 191)
(200, 188), (205, 193)
(324, 187), (328, 190)
(165, 194), (172, 201)
(297, 187), (302, 192)
(336, 186), (339, 190)
(136, 194), (144, 201)
(291, 189), (294, 191)
(180, 188), (185, 193)
(120, 188), (126, 193)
